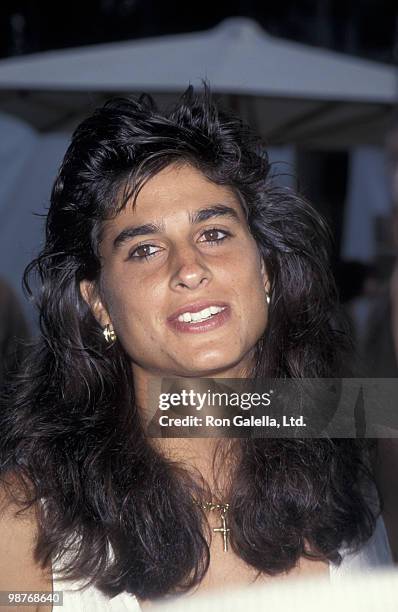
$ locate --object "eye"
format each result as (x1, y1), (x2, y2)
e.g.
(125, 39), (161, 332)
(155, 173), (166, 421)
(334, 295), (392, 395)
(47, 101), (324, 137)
(128, 244), (162, 260)
(198, 228), (231, 244)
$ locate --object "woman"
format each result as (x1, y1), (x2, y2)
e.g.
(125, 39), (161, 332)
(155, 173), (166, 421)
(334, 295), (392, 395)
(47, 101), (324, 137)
(0, 87), (392, 611)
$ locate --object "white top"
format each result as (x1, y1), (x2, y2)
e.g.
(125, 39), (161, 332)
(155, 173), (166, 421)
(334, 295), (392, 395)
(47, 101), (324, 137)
(52, 517), (393, 611)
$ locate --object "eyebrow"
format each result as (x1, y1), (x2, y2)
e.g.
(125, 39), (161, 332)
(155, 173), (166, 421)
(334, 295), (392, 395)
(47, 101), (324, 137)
(112, 204), (240, 250)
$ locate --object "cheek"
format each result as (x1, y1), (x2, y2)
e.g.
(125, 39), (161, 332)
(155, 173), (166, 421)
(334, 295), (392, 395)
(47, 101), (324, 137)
(231, 261), (268, 332)
(104, 276), (164, 343)
(245, 285), (268, 331)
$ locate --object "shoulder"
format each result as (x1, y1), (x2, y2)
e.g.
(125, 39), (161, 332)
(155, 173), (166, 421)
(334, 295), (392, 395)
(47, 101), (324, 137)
(330, 515), (394, 582)
(52, 575), (141, 612)
(0, 474), (52, 611)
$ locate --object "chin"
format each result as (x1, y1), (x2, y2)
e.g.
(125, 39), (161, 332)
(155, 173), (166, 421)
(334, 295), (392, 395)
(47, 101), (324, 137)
(175, 350), (249, 378)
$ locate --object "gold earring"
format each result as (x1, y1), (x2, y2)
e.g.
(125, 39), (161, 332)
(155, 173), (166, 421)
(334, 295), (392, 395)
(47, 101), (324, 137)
(103, 324), (116, 343)
(265, 289), (270, 305)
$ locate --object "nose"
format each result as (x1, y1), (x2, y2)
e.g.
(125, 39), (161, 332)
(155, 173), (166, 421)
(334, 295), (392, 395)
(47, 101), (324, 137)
(169, 244), (212, 291)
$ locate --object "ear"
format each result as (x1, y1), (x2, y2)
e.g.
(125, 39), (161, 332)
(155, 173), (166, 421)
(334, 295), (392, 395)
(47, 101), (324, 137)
(80, 279), (111, 327)
(260, 258), (271, 294)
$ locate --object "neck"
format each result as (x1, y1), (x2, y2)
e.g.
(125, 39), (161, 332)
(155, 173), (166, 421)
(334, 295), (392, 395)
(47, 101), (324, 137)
(134, 374), (229, 492)
(131, 365), (244, 494)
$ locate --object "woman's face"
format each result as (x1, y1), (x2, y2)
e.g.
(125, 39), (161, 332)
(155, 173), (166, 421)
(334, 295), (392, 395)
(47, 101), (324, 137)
(82, 163), (270, 379)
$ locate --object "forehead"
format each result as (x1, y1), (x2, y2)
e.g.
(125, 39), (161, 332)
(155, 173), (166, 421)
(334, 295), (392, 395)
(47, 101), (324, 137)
(101, 163), (247, 237)
(131, 163), (241, 214)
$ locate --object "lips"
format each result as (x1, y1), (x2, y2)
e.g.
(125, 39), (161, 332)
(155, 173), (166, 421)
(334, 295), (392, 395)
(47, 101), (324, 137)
(167, 301), (231, 334)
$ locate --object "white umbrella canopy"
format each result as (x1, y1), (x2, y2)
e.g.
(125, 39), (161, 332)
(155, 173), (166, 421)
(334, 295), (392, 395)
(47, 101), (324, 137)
(0, 17), (396, 147)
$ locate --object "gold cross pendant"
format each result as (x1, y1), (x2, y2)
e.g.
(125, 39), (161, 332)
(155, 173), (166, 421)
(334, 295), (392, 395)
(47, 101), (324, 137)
(213, 507), (230, 552)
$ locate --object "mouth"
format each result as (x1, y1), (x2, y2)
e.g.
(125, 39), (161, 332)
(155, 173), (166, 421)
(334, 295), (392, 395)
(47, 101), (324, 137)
(167, 301), (231, 334)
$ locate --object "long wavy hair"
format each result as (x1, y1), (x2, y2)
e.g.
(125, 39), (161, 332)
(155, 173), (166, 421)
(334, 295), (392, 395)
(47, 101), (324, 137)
(0, 86), (377, 601)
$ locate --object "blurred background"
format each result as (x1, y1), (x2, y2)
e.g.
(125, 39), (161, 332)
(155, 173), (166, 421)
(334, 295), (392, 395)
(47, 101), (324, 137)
(1, 0), (398, 382)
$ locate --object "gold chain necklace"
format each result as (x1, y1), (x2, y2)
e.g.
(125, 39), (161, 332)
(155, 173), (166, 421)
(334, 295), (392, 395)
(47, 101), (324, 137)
(194, 500), (231, 552)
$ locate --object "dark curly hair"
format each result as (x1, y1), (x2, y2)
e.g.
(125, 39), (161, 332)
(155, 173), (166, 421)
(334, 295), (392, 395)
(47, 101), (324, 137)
(0, 86), (377, 602)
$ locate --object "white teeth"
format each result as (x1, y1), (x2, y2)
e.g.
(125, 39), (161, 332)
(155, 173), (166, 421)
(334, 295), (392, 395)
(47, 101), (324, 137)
(177, 305), (225, 324)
